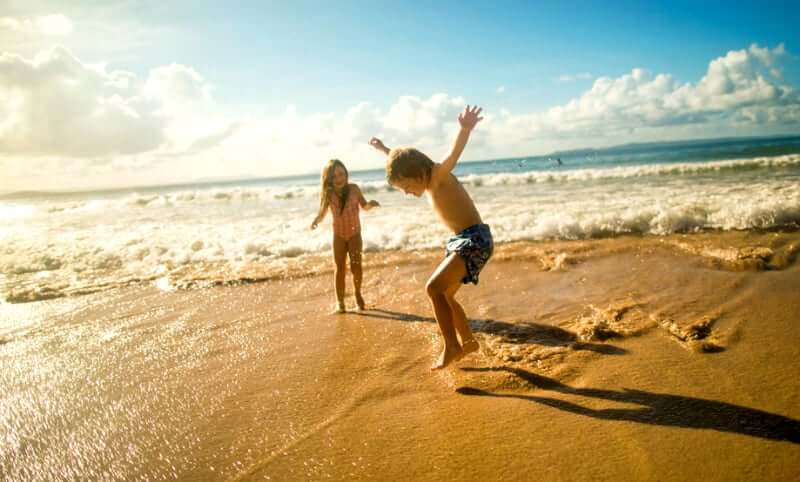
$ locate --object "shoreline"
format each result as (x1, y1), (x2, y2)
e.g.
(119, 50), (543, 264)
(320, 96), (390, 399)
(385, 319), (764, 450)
(5, 227), (800, 305)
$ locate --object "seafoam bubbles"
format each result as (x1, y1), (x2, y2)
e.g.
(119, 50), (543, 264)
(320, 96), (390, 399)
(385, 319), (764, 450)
(4, 152), (800, 303)
(243, 241), (272, 258)
(0, 203), (37, 221)
(529, 213), (583, 240)
(712, 198), (800, 231)
(648, 206), (709, 235)
(31, 185), (317, 217)
(125, 193), (170, 207)
(461, 154), (800, 188)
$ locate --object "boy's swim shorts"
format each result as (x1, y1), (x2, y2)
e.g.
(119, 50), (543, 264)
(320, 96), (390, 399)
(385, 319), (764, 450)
(445, 223), (493, 285)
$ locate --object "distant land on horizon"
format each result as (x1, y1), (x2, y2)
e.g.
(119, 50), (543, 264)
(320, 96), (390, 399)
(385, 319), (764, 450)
(542, 133), (800, 158)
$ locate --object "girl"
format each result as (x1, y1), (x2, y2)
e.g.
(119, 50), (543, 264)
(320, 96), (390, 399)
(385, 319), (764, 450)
(311, 159), (380, 313)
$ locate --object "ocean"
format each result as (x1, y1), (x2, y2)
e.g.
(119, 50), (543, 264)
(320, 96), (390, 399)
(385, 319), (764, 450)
(3, 135), (800, 303)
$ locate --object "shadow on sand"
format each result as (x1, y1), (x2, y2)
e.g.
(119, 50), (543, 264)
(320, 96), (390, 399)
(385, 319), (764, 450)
(355, 308), (627, 355)
(457, 366), (800, 444)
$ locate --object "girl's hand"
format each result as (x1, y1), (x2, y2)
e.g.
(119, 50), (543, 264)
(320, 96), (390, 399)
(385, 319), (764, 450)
(310, 220), (319, 230)
(367, 200), (380, 208)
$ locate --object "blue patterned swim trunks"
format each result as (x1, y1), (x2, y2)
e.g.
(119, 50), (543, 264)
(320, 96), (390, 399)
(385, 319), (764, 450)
(445, 223), (494, 285)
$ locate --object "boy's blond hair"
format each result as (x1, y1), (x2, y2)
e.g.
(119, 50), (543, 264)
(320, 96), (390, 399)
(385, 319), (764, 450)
(386, 147), (434, 184)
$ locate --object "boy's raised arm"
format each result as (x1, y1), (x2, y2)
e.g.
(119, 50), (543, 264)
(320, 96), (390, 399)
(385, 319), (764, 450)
(368, 137), (391, 155)
(440, 105), (483, 175)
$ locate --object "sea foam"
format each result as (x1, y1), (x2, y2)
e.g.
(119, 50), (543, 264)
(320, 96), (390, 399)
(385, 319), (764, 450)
(3, 153), (799, 303)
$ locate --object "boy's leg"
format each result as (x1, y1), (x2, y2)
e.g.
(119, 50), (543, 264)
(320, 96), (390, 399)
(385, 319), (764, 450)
(426, 252), (468, 370)
(332, 235), (348, 312)
(447, 296), (479, 355)
(348, 234), (365, 310)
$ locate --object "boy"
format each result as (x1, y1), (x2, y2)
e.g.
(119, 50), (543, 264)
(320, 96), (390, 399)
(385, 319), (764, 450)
(369, 105), (492, 370)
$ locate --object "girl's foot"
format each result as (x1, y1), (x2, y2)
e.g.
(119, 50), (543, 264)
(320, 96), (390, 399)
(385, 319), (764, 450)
(332, 301), (346, 314)
(431, 345), (463, 370)
(461, 338), (480, 356)
(355, 293), (366, 311)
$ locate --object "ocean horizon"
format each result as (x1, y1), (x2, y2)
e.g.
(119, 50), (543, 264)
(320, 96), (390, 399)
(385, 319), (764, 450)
(4, 133), (799, 199)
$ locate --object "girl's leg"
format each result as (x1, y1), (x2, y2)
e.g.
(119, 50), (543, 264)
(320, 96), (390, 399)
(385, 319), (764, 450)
(426, 253), (469, 369)
(332, 235), (348, 312)
(347, 233), (365, 310)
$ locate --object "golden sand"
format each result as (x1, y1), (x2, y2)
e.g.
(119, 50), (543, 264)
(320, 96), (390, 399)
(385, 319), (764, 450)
(1, 231), (799, 480)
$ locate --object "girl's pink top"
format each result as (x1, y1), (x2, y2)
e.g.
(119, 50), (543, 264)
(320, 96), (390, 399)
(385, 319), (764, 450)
(328, 188), (361, 240)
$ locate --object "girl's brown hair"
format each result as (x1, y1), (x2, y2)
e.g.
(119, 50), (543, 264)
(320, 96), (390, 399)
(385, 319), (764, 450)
(319, 159), (350, 214)
(386, 147), (434, 184)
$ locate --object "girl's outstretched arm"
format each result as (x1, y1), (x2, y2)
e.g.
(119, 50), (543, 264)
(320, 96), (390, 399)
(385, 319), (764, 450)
(353, 184), (380, 211)
(310, 197), (329, 229)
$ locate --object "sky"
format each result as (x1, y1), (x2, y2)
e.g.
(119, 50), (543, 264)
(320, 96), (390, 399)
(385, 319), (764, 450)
(1, 0), (799, 192)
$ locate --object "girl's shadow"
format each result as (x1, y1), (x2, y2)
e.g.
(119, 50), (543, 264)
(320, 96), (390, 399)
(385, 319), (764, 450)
(458, 366), (800, 444)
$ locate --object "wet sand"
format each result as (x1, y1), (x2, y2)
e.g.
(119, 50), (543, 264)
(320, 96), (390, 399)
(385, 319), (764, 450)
(2, 231), (799, 480)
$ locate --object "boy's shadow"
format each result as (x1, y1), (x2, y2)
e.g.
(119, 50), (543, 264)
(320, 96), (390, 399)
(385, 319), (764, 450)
(457, 366), (800, 444)
(356, 308), (627, 355)
(357, 310), (800, 442)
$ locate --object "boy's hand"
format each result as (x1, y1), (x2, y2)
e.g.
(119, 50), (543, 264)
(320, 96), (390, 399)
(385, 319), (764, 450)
(367, 200), (380, 208)
(310, 220), (319, 230)
(458, 105), (483, 130)
(368, 137), (386, 151)
(439, 104), (484, 174)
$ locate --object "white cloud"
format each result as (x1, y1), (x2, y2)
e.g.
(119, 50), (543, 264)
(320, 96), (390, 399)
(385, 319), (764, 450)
(496, 85), (506, 94)
(141, 63), (227, 152)
(1, 43), (798, 192)
(0, 46), (165, 157)
(187, 122), (241, 152)
(35, 14), (74, 36)
(144, 64), (213, 115)
(381, 94), (465, 147)
(0, 46), (231, 164)
(517, 44), (798, 140)
(192, 94), (467, 180)
(0, 14), (73, 36)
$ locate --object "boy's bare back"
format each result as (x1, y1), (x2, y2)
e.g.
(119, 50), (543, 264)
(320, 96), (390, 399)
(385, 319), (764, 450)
(427, 166), (483, 233)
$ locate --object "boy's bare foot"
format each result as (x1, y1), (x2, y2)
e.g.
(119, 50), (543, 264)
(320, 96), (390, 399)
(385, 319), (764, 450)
(461, 338), (479, 357)
(431, 345), (463, 370)
(355, 293), (366, 311)
(332, 302), (346, 314)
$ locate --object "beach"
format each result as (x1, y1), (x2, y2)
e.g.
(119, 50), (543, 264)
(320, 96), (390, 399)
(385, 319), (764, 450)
(2, 230), (799, 480)
(3, 4), (800, 480)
